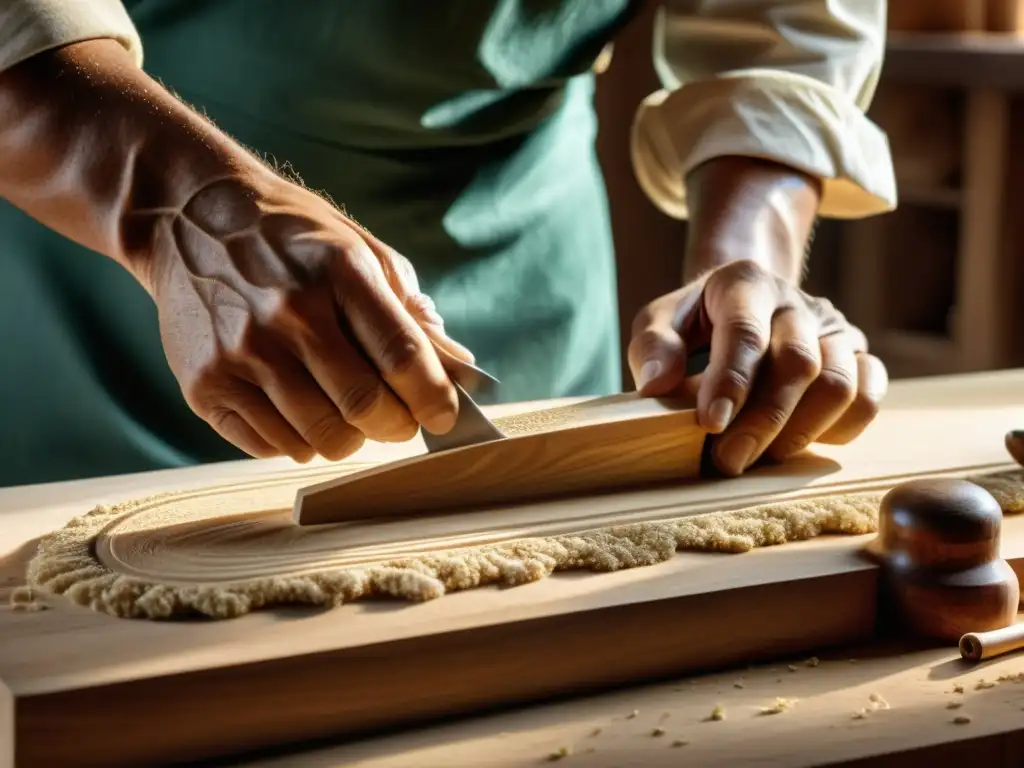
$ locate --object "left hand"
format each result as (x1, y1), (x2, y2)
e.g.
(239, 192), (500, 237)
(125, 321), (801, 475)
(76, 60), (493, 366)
(628, 259), (888, 476)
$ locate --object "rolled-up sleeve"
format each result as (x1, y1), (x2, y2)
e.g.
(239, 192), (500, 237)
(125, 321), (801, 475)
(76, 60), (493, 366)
(0, 0), (142, 73)
(631, 0), (896, 220)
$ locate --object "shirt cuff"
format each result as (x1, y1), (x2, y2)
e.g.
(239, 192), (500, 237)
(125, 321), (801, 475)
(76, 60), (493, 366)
(0, 0), (142, 73)
(631, 71), (898, 221)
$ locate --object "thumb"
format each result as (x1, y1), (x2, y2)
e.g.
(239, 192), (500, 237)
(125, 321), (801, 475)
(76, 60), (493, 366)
(367, 236), (476, 365)
(627, 294), (689, 396)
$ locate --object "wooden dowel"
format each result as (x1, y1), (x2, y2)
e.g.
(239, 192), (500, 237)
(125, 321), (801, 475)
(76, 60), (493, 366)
(959, 623), (1024, 662)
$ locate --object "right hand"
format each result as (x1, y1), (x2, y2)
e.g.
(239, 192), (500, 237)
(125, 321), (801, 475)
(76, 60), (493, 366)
(148, 173), (473, 463)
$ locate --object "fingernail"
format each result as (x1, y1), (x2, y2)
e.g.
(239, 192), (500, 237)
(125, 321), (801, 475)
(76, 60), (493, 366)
(638, 360), (662, 389)
(707, 398), (734, 432)
(716, 433), (758, 476)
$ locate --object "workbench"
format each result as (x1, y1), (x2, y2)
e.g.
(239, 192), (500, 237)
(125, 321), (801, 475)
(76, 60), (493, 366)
(4, 370), (1024, 767)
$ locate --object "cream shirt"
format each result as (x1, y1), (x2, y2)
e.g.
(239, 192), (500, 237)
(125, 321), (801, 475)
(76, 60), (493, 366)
(0, 0), (896, 221)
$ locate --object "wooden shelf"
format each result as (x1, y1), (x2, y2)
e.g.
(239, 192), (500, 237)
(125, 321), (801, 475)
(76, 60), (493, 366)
(885, 32), (1024, 90)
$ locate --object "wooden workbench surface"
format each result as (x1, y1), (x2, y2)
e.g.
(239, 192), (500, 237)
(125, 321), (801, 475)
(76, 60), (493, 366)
(4, 370), (1024, 767)
(243, 639), (1024, 768)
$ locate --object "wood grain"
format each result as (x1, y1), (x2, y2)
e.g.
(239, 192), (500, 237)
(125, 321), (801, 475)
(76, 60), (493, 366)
(240, 639), (1024, 768)
(294, 393), (706, 525)
(2, 370), (1024, 766)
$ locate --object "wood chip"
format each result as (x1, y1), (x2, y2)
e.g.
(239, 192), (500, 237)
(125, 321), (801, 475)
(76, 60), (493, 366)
(651, 727), (666, 737)
(975, 679), (997, 690)
(759, 697), (797, 715)
(952, 684), (965, 694)
(851, 708), (869, 720)
(589, 728), (602, 737)
(626, 709), (639, 720)
(708, 704), (726, 722)
(806, 657), (820, 667)
(997, 673), (1024, 683)
(672, 739), (690, 748)
(733, 682), (745, 689)
(947, 701), (963, 710)
(952, 715), (972, 725)
(547, 746), (572, 761)
(787, 664), (799, 672)
(869, 693), (890, 710)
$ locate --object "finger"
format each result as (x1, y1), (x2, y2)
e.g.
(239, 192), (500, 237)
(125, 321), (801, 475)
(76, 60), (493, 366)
(290, 312), (421, 444)
(817, 352), (888, 444)
(246, 344), (367, 460)
(627, 293), (689, 396)
(206, 409), (281, 459)
(712, 306), (821, 476)
(363, 233), (476, 366)
(766, 331), (860, 460)
(697, 269), (778, 433)
(208, 381), (315, 462)
(335, 239), (459, 435)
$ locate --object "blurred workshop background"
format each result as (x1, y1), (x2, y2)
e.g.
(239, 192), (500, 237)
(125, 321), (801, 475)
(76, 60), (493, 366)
(597, 0), (1024, 384)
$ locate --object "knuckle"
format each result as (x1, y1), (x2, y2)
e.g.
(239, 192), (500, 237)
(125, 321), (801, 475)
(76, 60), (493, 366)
(207, 406), (238, 432)
(757, 405), (790, 430)
(630, 327), (667, 358)
(377, 326), (423, 376)
(720, 258), (770, 285)
(727, 316), (769, 355)
(849, 390), (881, 424)
(301, 412), (341, 448)
(338, 379), (386, 423)
(815, 365), (858, 406)
(775, 339), (821, 381)
(716, 365), (755, 396)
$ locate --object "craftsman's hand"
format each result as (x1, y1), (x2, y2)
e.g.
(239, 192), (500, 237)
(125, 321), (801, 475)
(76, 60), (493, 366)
(0, 39), (474, 465)
(150, 174), (474, 462)
(629, 261), (887, 475)
(627, 157), (888, 476)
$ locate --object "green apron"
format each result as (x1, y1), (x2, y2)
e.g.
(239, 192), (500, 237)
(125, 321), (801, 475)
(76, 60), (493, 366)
(0, 0), (635, 487)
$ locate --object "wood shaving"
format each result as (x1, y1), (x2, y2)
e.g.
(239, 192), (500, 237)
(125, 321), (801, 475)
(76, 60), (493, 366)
(707, 704), (726, 721)
(947, 701), (963, 709)
(851, 709), (869, 720)
(733, 682), (745, 689)
(951, 684), (965, 694)
(547, 746), (572, 761)
(760, 697), (797, 715)
(8, 588), (47, 612)
(787, 664), (799, 672)
(651, 727), (666, 737)
(805, 657), (820, 667)
(952, 715), (972, 725)
(626, 710), (639, 720)
(975, 679), (997, 690)
(15, 470), (1024, 620)
(672, 739), (690, 747)
(997, 672), (1024, 683)
(869, 693), (890, 710)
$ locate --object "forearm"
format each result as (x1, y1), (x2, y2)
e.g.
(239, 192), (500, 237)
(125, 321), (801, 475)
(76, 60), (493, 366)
(682, 156), (821, 285)
(0, 39), (265, 290)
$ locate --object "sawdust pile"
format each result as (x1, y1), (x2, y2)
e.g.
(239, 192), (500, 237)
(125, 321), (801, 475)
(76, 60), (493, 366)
(12, 469), (1024, 622)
